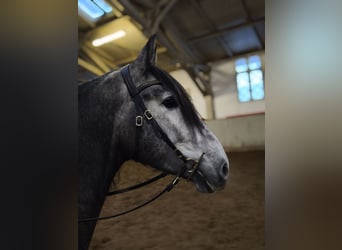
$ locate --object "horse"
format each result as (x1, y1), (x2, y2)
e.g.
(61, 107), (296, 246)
(78, 35), (229, 250)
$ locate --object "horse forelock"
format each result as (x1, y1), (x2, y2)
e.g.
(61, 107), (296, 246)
(149, 65), (204, 132)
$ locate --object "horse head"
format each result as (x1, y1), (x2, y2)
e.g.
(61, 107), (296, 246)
(120, 36), (229, 193)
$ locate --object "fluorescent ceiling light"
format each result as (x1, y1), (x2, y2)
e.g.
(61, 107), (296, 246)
(93, 0), (112, 13)
(78, 0), (104, 19)
(78, 0), (112, 20)
(92, 30), (126, 47)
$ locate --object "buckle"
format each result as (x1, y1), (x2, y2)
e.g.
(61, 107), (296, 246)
(136, 116), (143, 126)
(144, 110), (153, 120)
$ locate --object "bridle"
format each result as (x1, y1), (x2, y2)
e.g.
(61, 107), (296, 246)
(78, 65), (205, 223)
(121, 65), (204, 178)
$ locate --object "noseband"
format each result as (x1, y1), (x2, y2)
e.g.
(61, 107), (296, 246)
(78, 65), (205, 223)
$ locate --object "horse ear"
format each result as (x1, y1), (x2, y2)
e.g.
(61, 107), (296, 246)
(132, 35), (158, 72)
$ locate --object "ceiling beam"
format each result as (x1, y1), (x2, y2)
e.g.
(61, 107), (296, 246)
(189, 0), (233, 57)
(78, 57), (104, 76)
(148, 0), (179, 36)
(188, 17), (265, 44)
(193, 65), (213, 96)
(82, 46), (112, 73)
(118, 0), (202, 64)
(208, 48), (265, 66)
(184, 64), (213, 96)
(161, 20), (203, 64)
(118, 0), (147, 28)
(183, 68), (208, 95)
(240, 0), (264, 50)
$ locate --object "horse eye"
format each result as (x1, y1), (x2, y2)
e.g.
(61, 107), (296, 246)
(162, 96), (178, 109)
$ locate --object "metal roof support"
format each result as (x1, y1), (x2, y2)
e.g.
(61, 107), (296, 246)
(186, 64), (216, 119)
(82, 46), (112, 73)
(240, 0), (264, 49)
(184, 64), (213, 96)
(204, 94), (216, 120)
(118, 0), (147, 28)
(194, 66), (213, 95)
(188, 17), (265, 44)
(149, 0), (179, 35)
(161, 21), (203, 64)
(78, 57), (104, 76)
(203, 68), (215, 119)
(189, 0), (234, 57)
(183, 68), (208, 96)
(118, 0), (176, 53)
(118, 0), (202, 64)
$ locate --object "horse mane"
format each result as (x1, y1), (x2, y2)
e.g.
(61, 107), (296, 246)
(78, 65), (204, 131)
(149, 65), (204, 131)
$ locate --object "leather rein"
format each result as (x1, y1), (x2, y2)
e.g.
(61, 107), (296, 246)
(78, 65), (205, 223)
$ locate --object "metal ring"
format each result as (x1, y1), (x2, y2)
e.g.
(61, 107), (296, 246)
(136, 116), (143, 126)
(144, 110), (153, 120)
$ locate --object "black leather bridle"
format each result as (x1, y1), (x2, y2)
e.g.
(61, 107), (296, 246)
(78, 65), (205, 223)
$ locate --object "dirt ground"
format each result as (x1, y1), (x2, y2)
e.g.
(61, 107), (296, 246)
(90, 151), (264, 250)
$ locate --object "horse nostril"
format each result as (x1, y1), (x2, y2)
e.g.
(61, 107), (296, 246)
(220, 162), (228, 178)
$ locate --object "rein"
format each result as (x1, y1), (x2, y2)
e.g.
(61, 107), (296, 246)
(106, 172), (168, 196)
(78, 174), (182, 223)
(78, 65), (205, 223)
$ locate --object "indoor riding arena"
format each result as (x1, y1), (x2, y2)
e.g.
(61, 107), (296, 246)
(89, 117), (265, 250)
(78, 0), (265, 249)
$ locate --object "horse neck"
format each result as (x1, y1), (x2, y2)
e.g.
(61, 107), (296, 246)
(78, 74), (130, 249)
(78, 146), (124, 250)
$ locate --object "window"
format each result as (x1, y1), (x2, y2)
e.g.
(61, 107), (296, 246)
(78, 0), (112, 21)
(235, 55), (264, 102)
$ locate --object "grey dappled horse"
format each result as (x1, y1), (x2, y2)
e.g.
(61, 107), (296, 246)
(78, 36), (229, 250)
